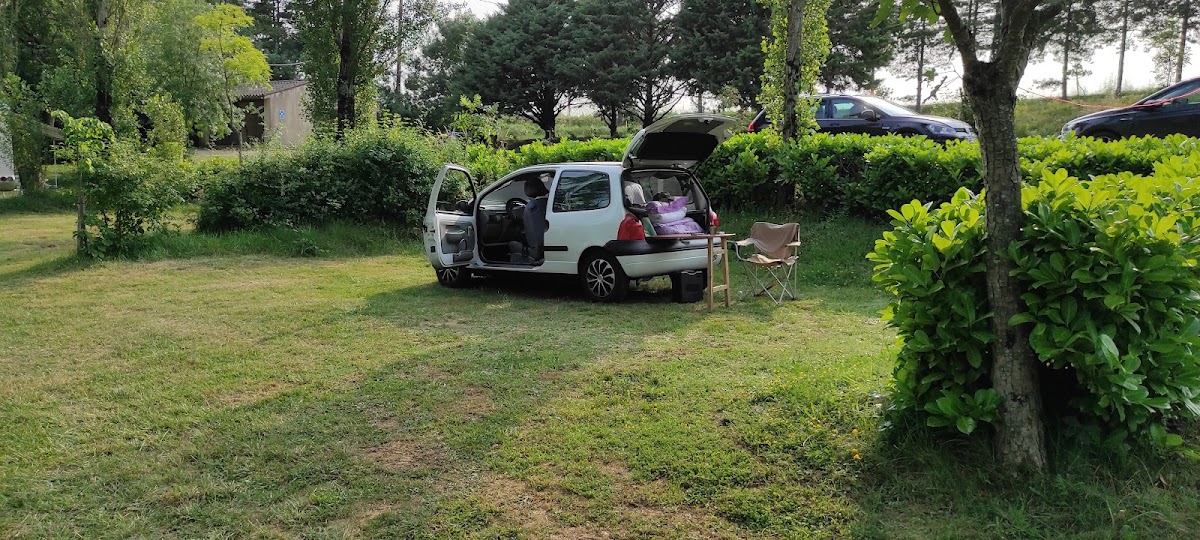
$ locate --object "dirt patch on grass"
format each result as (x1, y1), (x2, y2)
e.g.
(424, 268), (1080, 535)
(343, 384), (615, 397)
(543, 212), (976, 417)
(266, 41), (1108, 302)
(450, 386), (496, 419)
(220, 381), (292, 406)
(366, 438), (449, 473)
(479, 471), (737, 539)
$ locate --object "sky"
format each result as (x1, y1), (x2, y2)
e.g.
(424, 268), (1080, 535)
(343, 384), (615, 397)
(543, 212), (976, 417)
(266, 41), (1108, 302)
(460, 1), (1185, 106)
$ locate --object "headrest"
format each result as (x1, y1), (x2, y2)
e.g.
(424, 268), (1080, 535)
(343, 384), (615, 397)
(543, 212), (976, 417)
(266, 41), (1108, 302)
(524, 178), (549, 197)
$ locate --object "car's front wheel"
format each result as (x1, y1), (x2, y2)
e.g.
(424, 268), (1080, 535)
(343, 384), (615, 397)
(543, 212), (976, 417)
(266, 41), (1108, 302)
(580, 252), (628, 302)
(435, 266), (473, 288)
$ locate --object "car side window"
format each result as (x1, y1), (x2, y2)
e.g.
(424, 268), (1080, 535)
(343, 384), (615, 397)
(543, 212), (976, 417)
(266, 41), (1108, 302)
(552, 170), (611, 212)
(480, 172), (552, 209)
(815, 100), (831, 119)
(828, 98), (862, 119)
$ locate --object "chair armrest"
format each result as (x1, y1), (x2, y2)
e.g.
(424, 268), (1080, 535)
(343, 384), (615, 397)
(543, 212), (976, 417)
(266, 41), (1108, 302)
(786, 241), (802, 247)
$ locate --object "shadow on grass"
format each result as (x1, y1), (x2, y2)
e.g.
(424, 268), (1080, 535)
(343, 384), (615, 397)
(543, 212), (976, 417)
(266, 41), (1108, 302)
(852, 418), (1200, 539)
(0, 255), (91, 289)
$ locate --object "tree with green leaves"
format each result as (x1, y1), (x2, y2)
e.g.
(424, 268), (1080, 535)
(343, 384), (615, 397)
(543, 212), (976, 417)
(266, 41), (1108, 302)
(243, 0), (303, 80)
(573, 0), (683, 131)
(51, 110), (115, 255)
(1037, 0), (1106, 99)
(397, 12), (481, 128)
(759, 0), (832, 140)
(883, 0), (1066, 471)
(196, 3), (271, 162)
(456, 0), (579, 139)
(671, 0), (770, 110)
(822, 0), (900, 91)
(294, 0), (397, 134)
(1139, 0), (1200, 84)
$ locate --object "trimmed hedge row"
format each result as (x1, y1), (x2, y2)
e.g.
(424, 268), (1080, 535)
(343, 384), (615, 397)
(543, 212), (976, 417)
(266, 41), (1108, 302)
(195, 129), (630, 232)
(196, 127), (1200, 233)
(698, 132), (1200, 218)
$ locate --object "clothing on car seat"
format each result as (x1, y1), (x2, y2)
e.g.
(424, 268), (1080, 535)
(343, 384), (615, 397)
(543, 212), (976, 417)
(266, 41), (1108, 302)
(524, 195), (548, 260)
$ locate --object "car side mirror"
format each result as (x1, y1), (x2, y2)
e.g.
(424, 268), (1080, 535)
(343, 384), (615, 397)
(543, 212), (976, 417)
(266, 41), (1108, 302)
(860, 109), (881, 122)
(455, 200), (471, 214)
(709, 197), (721, 210)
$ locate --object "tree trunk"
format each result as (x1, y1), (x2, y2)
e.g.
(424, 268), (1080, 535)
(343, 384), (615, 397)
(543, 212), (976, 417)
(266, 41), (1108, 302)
(1177, 3), (1190, 84)
(76, 179), (87, 256)
(395, 0), (404, 93)
(1115, 2), (1128, 97)
(915, 27), (926, 113)
(1060, 2), (1071, 100)
(336, 22), (357, 137)
(93, 0), (112, 124)
(605, 109), (619, 138)
(780, 0), (806, 141)
(962, 62), (1048, 472)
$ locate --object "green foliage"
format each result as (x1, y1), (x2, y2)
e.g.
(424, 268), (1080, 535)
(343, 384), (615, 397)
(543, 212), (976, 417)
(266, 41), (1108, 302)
(700, 133), (1200, 216)
(0, 74), (48, 190)
(1014, 167), (1200, 446)
(141, 95), (188, 161)
(822, 0), (900, 91)
(450, 137), (631, 185)
(79, 142), (187, 258)
(870, 164), (1200, 448)
(868, 191), (994, 436)
(197, 123), (442, 231)
(758, 0), (832, 132)
(195, 3), (272, 142)
(450, 95), (502, 145)
(456, 0), (578, 137)
(695, 131), (782, 208)
(671, 0), (769, 109)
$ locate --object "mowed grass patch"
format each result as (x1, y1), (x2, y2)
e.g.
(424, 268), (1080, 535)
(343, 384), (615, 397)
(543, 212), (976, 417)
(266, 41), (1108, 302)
(2, 210), (1198, 539)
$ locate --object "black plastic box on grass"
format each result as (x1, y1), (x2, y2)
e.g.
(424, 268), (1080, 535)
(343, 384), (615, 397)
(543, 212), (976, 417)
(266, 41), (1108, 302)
(671, 270), (706, 303)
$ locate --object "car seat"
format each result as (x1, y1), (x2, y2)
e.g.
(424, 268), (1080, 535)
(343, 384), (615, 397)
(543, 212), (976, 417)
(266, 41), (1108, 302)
(508, 177), (551, 263)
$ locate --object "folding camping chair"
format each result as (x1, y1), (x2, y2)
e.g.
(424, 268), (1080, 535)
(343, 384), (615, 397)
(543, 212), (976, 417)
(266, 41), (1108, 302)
(729, 222), (800, 304)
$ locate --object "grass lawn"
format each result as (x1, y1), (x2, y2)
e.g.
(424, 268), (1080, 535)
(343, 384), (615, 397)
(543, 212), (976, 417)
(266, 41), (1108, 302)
(2, 208), (1198, 539)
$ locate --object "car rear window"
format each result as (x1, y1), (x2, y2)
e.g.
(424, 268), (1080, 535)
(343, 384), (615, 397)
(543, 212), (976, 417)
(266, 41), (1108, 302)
(625, 170), (707, 211)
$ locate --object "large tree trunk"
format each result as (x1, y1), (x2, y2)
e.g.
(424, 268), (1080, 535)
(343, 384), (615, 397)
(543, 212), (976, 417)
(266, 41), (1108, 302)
(395, 0), (403, 93)
(1115, 1), (1128, 97)
(963, 62), (1048, 471)
(780, 0), (805, 141)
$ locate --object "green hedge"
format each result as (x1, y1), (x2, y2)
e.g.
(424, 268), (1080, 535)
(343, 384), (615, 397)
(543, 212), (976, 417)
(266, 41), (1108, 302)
(868, 163), (1200, 449)
(198, 125), (444, 231)
(453, 137), (630, 185)
(698, 132), (1200, 218)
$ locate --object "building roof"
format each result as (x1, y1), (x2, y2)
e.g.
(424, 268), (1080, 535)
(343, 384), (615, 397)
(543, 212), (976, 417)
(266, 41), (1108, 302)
(236, 80), (308, 100)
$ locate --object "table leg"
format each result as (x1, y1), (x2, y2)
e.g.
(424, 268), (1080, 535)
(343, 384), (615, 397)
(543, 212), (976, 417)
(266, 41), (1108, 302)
(722, 240), (732, 307)
(707, 239), (715, 310)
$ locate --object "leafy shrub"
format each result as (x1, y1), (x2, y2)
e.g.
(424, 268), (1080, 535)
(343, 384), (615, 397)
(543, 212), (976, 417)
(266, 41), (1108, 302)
(870, 164), (1200, 448)
(856, 138), (984, 218)
(695, 131), (782, 209)
(197, 124), (442, 231)
(783, 132), (873, 213)
(184, 157), (238, 200)
(81, 142), (186, 258)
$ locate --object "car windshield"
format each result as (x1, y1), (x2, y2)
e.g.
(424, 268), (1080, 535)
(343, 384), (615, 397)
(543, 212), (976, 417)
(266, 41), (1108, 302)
(857, 96), (917, 117)
(1137, 80), (1200, 104)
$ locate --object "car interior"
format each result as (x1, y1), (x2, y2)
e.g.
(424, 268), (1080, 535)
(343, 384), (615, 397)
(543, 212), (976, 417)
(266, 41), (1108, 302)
(623, 169), (712, 234)
(475, 171), (553, 265)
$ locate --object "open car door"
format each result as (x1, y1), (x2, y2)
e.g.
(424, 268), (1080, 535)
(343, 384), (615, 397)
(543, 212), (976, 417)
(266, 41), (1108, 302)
(423, 165), (478, 269)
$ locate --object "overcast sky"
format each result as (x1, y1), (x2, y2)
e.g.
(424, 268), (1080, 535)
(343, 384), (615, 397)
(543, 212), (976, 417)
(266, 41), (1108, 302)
(460, 1), (1184, 105)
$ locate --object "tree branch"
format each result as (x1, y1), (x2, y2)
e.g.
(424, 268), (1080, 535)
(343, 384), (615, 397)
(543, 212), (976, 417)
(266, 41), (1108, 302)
(933, 0), (978, 66)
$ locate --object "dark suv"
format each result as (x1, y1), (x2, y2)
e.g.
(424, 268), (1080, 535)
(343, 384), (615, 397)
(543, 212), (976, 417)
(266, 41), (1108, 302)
(747, 94), (976, 142)
(1062, 77), (1200, 140)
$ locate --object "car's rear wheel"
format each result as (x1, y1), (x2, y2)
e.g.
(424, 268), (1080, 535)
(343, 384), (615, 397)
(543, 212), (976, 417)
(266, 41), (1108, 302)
(435, 266), (473, 288)
(580, 252), (628, 302)
(1086, 130), (1120, 142)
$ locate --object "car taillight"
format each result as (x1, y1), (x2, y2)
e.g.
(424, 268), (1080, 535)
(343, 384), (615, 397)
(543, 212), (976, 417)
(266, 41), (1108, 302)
(747, 122), (755, 132)
(709, 210), (719, 228)
(617, 214), (645, 241)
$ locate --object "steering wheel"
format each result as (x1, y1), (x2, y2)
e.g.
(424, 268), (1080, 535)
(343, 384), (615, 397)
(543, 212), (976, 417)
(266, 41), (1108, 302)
(505, 197), (527, 221)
